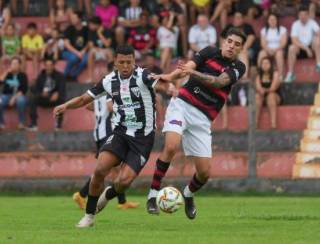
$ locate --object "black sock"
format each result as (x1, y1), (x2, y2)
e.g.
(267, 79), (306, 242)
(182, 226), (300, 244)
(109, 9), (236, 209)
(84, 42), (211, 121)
(188, 174), (207, 193)
(117, 193), (126, 204)
(150, 159), (170, 191)
(105, 185), (118, 200)
(86, 195), (99, 214)
(79, 178), (91, 198)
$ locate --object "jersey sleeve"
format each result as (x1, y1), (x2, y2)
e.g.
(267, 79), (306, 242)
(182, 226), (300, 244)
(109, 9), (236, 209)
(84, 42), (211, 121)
(192, 46), (217, 67)
(224, 61), (246, 85)
(142, 69), (158, 88)
(87, 75), (110, 98)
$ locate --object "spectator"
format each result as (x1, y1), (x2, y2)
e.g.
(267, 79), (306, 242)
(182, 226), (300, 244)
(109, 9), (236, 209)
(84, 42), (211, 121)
(0, 0), (11, 33)
(221, 11), (256, 79)
(284, 5), (320, 82)
(41, 28), (64, 62)
(22, 22), (44, 80)
(188, 14), (217, 59)
(0, 57), (28, 130)
(156, 0), (188, 57)
(309, 0), (320, 19)
(62, 11), (89, 81)
(87, 16), (114, 82)
(210, 0), (236, 30)
(77, 0), (92, 17)
(128, 12), (157, 60)
(258, 13), (287, 78)
(49, 0), (73, 33)
(94, 0), (119, 30)
(189, 0), (211, 25)
(157, 11), (179, 71)
(142, 53), (163, 74)
(115, 0), (143, 46)
(1, 23), (22, 69)
(28, 58), (66, 131)
(255, 57), (281, 129)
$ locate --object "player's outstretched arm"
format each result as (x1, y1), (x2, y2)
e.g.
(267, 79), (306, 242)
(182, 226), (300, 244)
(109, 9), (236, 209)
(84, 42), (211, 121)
(53, 93), (94, 117)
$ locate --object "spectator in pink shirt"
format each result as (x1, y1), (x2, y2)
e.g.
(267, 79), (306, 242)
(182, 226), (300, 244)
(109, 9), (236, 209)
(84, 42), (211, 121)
(94, 0), (118, 29)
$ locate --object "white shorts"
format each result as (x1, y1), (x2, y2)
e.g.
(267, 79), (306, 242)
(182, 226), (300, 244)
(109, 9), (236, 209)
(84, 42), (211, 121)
(162, 98), (212, 158)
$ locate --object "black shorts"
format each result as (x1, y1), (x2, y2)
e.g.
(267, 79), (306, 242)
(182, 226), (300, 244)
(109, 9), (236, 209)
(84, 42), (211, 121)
(100, 131), (155, 174)
(95, 138), (107, 158)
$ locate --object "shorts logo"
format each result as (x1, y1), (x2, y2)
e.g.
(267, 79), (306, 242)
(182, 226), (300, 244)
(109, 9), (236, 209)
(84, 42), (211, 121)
(106, 135), (114, 144)
(130, 87), (141, 97)
(169, 120), (182, 126)
(140, 155), (146, 166)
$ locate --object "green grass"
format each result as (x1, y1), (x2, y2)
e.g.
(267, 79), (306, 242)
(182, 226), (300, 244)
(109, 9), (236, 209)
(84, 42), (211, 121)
(1, 195), (320, 244)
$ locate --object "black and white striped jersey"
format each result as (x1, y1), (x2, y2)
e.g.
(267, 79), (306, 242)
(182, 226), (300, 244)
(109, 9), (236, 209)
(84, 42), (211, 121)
(87, 66), (158, 137)
(93, 94), (112, 142)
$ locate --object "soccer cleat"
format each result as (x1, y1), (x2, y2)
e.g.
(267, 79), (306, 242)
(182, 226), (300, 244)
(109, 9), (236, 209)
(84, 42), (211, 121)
(146, 197), (159, 215)
(72, 192), (87, 210)
(96, 186), (111, 214)
(118, 201), (140, 210)
(76, 214), (94, 228)
(183, 195), (197, 220)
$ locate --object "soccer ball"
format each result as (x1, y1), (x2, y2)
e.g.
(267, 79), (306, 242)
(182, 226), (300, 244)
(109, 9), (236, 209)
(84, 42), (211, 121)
(156, 186), (184, 214)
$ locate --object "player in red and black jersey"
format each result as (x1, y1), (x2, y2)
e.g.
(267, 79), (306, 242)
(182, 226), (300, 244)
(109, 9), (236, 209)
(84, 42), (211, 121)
(146, 28), (247, 219)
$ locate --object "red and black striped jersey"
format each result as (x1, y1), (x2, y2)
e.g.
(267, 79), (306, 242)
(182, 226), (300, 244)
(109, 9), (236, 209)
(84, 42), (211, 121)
(178, 46), (246, 121)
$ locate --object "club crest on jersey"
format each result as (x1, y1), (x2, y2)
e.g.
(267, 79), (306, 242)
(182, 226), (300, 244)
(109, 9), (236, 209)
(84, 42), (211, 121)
(106, 135), (114, 144)
(131, 87), (141, 97)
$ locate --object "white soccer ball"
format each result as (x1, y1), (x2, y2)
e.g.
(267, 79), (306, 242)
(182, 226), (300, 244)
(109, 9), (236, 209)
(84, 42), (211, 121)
(156, 186), (184, 214)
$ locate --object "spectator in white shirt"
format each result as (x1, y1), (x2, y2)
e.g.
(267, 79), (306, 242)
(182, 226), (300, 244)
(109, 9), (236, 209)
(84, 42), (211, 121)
(258, 13), (288, 78)
(187, 14), (217, 59)
(156, 11), (179, 71)
(284, 5), (320, 83)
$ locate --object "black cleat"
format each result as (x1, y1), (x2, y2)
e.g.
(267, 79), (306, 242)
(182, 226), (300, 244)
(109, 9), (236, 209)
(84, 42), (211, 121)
(146, 197), (159, 215)
(184, 195), (196, 220)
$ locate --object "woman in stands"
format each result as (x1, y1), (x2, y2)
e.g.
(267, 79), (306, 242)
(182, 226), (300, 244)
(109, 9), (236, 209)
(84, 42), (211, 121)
(0, 0), (11, 33)
(255, 57), (281, 129)
(258, 13), (288, 80)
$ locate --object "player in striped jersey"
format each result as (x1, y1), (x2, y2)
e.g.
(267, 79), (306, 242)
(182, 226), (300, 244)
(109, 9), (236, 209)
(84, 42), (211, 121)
(146, 28), (247, 219)
(53, 45), (170, 228)
(72, 94), (139, 210)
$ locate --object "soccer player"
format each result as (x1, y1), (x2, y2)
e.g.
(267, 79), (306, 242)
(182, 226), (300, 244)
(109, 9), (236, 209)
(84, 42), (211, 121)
(72, 95), (139, 210)
(146, 27), (247, 219)
(53, 45), (169, 228)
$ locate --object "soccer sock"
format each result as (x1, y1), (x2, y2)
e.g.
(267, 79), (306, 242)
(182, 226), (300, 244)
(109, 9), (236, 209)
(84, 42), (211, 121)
(79, 178), (91, 198)
(117, 193), (126, 204)
(184, 174), (207, 197)
(86, 195), (99, 215)
(150, 159), (170, 191)
(105, 185), (118, 200)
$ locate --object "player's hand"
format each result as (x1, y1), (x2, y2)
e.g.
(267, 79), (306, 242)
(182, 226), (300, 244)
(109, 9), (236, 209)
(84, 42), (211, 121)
(53, 104), (67, 118)
(150, 73), (172, 82)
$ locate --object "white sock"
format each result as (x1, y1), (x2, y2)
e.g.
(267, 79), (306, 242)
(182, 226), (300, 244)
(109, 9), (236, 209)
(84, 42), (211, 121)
(148, 189), (159, 199)
(84, 213), (94, 219)
(183, 185), (194, 198)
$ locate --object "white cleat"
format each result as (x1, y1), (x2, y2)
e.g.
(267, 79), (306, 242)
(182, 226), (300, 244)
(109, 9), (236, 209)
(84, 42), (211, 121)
(96, 186), (111, 214)
(76, 214), (95, 228)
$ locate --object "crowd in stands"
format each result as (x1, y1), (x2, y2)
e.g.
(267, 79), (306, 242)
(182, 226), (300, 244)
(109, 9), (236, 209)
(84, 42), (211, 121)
(0, 0), (320, 131)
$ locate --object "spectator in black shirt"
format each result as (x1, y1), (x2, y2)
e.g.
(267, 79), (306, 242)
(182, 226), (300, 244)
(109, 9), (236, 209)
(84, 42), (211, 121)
(221, 11), (256, 79)
(62, 11), (89, 81)
(88, 16), (114, 83)
(28, 58), (66, 131)
(0, 57), (28, 130)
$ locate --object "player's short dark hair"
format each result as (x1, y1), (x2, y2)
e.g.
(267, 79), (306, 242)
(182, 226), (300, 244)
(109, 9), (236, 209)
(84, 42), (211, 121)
(298, 5), (309, 13)
(225, 27), (247, 44)
(115, 45), (135, 57)
(27, 22), (37, 29)
(89, 16), (102, 25)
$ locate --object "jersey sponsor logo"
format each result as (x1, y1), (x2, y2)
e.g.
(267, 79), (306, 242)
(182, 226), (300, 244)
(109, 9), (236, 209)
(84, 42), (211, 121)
(118, 101), (141, 109)
(112, 91), (119, 96)
(205, 59), (226, 73)
(130, 87), (141, 97)
(106, 135), (114, 144)
(169, 119), (182, 126)
(194, 87), (200, 94)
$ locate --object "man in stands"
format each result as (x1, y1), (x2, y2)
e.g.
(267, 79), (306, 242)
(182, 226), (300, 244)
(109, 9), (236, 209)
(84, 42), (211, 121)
(284, 5), (320, 83)
(28, 58), (66, 131)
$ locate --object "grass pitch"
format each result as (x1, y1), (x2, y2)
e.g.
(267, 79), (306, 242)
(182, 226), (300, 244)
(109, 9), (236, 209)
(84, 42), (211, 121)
(0, 194), (320, 244)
